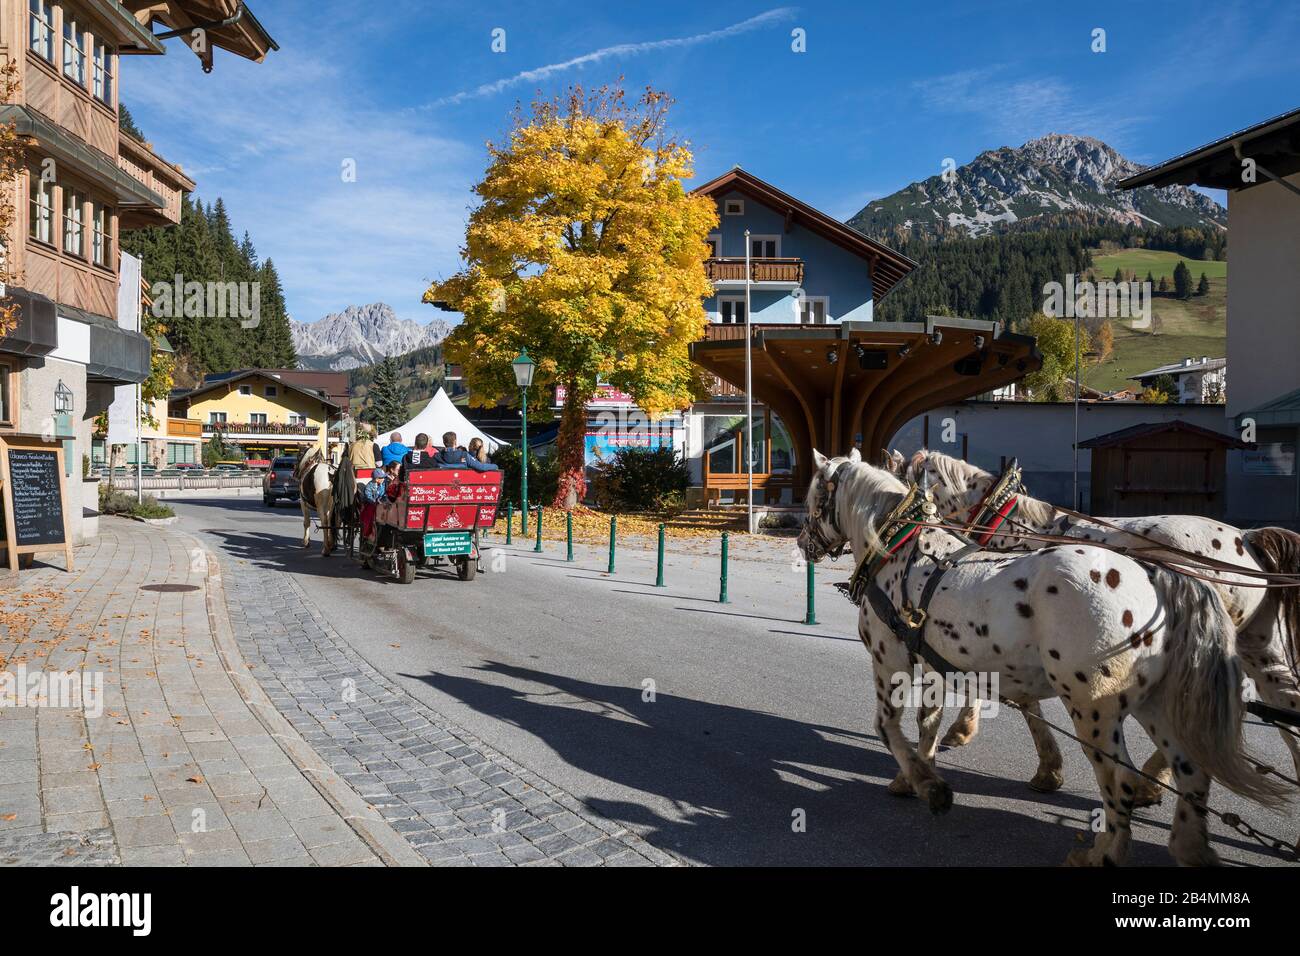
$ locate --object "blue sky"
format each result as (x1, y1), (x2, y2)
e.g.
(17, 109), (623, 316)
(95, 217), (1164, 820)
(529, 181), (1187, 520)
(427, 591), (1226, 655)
(120, 0), (1299, 328)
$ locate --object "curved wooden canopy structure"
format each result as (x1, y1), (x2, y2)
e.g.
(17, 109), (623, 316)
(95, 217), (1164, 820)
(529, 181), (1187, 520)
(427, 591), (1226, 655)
(689, 318), (1041, 487)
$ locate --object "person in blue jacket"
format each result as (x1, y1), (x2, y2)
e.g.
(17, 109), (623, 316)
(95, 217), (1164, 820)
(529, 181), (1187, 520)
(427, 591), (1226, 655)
(380, 431), (410, 467)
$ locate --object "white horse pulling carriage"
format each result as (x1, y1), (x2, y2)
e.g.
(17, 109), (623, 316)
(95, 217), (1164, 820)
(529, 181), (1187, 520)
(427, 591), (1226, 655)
(798, 447), (1298, 866)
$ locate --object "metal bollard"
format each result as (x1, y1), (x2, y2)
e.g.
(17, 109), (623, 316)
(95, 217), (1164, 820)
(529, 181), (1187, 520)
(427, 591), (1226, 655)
(520, 498), (528, 536)
(608, 516), (616, 574)
(566, 511), (574, 562)
(804, 558), (817, 625)
(655, 523), (666, 587)
(534, 505), (543, 552)
(719, 532), (729, 604)
(505, 502), (513, 545)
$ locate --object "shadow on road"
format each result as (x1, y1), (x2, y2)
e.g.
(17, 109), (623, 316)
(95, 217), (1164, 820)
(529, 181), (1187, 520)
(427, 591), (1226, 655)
(402, 660), (1167, 866)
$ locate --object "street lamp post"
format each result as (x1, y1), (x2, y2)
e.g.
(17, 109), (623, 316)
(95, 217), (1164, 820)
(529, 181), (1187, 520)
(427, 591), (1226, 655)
(512, 349), (537, 533)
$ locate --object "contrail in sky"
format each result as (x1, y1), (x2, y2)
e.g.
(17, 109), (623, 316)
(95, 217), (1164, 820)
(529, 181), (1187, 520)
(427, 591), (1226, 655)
(427, 8), (798, 108)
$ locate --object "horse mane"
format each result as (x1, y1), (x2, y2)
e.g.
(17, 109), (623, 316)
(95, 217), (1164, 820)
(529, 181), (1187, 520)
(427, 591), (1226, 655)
(920, 448), (1057, 526)
(831, 459), (908, 559)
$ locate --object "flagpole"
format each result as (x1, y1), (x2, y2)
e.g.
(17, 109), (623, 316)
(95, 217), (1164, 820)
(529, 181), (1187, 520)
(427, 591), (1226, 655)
(135, 382), (142, 504)
(744, 230), (754, 534)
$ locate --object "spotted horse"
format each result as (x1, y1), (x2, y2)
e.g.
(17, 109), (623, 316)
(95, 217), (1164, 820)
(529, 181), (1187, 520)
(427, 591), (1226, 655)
(799, 449), (1288, 866)
(892, 448), (1300, 805)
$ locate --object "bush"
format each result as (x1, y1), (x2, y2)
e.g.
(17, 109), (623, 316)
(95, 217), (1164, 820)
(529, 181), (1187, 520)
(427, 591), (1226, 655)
(489, 445), (560, 508)
(589, 447), (688, 512)
(99, 484), (174, 519)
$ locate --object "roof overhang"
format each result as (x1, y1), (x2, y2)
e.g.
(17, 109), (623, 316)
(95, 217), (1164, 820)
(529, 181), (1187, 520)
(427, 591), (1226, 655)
(1117, 106), (1300, 191)
(1234, 387), (1300, 429)
(83, 0), (167, 54)
(692, 168), (918, 299)
(0, 106), (167, 207)
(122, 1), (279, 67)
(689, 317), (1040, 478)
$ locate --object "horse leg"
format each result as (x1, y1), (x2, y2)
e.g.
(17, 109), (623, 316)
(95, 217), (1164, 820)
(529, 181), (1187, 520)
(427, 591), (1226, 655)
(865, 618), (953, 814)
(1128, 748), (1173, 808)
(1133, 702), (1220, 866)
(940, 705), (980, 748)
(1237, 617), (1300, 780)
(300, 501), (311, 549)
(319, 491), (334, 557)
(1064, 696), (1135, 867)
(1020, 701), (1065, 793)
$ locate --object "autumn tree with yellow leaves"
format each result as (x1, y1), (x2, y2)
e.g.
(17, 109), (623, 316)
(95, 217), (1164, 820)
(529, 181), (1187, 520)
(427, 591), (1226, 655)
(426, 84), (717, 508)
(0, 62), (26, 337)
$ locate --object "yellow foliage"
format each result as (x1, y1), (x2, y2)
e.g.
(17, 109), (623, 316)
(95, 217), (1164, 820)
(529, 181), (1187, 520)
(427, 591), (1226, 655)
(425, 84), (718, 419)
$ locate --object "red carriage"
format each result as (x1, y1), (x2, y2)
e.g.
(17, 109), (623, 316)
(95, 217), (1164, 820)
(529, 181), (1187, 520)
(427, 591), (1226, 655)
(366, 465), (502, 584)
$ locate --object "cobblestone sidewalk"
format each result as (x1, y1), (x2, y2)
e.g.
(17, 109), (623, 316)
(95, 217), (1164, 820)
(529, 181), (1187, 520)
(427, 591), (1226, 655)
(220, 550), (677, 867)
(0, 519), (391, 867)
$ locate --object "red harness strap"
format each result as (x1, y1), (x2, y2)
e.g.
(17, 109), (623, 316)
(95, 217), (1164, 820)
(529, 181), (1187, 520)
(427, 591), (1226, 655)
(967, 494), (1019, 546)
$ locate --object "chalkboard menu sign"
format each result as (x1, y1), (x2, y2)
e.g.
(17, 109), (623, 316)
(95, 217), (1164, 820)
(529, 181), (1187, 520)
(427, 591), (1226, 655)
(0, 435), (73, 572)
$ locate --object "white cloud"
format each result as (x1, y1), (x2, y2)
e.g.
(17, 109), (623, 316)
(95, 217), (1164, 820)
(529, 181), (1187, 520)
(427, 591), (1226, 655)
(121, 45), (478, 326)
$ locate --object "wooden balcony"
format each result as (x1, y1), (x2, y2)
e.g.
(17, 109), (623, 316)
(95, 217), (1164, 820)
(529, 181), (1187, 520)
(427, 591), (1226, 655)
(118, 133), (197, 229)
(168, 417), (203, 439)
(705, 258), (804, 285)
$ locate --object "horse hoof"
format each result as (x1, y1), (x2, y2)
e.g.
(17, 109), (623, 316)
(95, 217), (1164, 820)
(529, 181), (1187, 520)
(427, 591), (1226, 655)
(940, 725), (976, 748)
(926, 781), (954, 815)
(1174, 845), (1223, 867)
(887, 774), (915, 797)
(1065, 847), (1096, 867)
(1028, 768), (1065, 793)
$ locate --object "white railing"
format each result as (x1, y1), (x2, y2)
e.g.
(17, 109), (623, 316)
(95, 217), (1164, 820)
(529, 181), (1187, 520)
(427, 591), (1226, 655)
(103, 473), (265, 492)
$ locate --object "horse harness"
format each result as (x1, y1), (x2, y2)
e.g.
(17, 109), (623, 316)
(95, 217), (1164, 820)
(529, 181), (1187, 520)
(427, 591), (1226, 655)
(834, 484), (981, 680)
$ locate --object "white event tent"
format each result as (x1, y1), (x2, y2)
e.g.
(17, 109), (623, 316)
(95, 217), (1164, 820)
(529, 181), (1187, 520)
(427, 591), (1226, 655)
(377, 387), (507, 452)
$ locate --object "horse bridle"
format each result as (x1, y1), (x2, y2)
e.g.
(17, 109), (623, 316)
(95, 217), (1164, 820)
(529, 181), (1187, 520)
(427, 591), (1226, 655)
(963, 459), (1023, 545)
(802, 461), (857, 560)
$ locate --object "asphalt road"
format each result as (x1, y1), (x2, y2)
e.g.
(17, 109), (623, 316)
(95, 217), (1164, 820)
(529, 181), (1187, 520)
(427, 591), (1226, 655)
(172, 496), (1297, 867)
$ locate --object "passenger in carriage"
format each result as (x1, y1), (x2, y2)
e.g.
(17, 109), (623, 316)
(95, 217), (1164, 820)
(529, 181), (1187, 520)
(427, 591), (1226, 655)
(433, 432), (498, 471)
(359, 466), (386, 541)
(399, 433), (439, 478)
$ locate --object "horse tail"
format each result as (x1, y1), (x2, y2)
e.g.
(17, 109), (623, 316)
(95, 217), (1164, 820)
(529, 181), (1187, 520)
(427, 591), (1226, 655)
(1243, 526), (1300, 679)
(1150, 566), (1289, 808)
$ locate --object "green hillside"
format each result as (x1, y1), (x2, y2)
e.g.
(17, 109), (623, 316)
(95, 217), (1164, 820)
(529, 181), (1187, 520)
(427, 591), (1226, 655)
(1083, 249), (1226, 393)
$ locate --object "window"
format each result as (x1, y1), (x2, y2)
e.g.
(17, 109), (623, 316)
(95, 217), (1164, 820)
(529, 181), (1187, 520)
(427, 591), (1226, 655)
(265, 386), (278, 397)
(723, 199), (744, 216)
(705, 234), (721, 258)
(29, 0), (53, 62)
(288, 413), (308, 427)
(63, 16), (86, 86)
(29, 176), (53, 245)
(208, 412), (227, 425)
(92, 38), (113, 105)
(249, 413), (268, 426)
(718, 297), (746, 324)
(91, 202), (111, 267)
(0, 361), (13, 426)
(238, 385), (252, 395)
(62, 186), (84, 257)
(799, 296), (830, 325)
(750, 235), (780, 258)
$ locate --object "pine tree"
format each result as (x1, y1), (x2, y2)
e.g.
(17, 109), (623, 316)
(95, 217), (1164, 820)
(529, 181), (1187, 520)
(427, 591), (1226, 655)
(1173, 260), (1192, 299)
(1112, 267), (1123, 285)
(366, 356), (406, 431)
(257, 259), (297, 368)
(1197, 272), (1210, 295)
(1157, 275), (1170, 294)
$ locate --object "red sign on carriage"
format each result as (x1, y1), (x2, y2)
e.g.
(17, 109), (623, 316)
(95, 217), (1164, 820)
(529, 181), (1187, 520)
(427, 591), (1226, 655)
(400, 468), (502, 530)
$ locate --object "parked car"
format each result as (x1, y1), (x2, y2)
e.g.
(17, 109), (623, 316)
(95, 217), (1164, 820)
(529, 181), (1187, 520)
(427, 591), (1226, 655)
(174, 462), (202, 471)
(263, 456), (301, 507)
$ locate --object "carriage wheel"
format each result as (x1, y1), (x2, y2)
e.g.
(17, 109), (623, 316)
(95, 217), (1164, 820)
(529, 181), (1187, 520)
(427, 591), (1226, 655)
(395, 548), (417, 584)
(456, 556), (476, 581)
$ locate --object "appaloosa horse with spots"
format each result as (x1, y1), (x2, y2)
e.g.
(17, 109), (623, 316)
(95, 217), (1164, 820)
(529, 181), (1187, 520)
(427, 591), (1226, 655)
(799, 449), (1288, 866)
(894, 448), (1300, 801)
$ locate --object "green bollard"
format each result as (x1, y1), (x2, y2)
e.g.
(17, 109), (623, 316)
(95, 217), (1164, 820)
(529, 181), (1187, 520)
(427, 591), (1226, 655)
(608, 516), (617, 574)
(804, 559), (817, 625)
(534, 505), (543, 552)
(655, 523), (666, 587)
(566, 511), (574, 562)
(719, 532), (729, 604)
(505, 502), (513, 545)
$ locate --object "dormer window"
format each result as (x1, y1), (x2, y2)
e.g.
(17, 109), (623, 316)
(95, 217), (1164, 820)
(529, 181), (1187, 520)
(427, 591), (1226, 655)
(723, 199), (744, 216)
